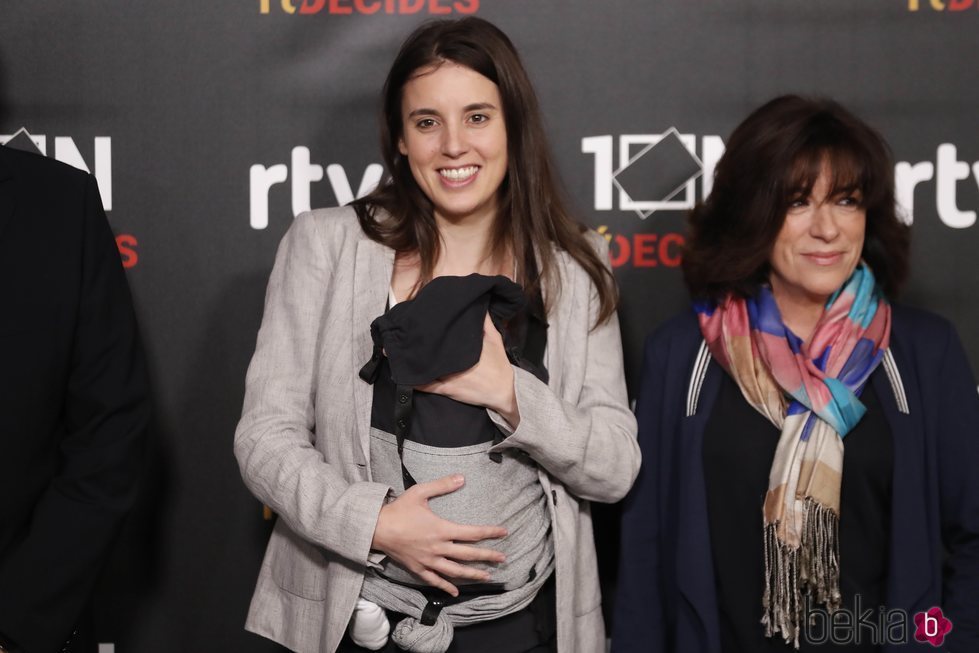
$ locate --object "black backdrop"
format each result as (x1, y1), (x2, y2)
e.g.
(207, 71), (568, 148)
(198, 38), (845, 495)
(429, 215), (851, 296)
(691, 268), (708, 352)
(1, 1), (977, 651)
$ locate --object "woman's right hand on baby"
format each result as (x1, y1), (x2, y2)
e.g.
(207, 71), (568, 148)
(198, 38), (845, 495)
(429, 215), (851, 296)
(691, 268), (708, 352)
(370, 474), (507, 597)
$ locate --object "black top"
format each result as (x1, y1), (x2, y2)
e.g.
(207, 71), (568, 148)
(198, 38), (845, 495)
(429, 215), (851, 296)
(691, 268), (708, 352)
(703, 371), (893, 652)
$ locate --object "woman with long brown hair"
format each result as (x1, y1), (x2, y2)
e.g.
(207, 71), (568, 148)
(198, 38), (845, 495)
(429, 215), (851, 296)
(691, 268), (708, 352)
(235, 17), (639, 653)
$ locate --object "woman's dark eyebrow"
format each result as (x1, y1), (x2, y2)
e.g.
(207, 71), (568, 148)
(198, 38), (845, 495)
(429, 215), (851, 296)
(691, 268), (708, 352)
(406, 107), (442, 119)
(463, 102), (498, 112)
(406, 102), (498, 119)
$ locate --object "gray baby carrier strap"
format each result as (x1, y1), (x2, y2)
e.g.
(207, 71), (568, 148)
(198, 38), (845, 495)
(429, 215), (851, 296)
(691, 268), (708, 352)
(357, 275), (555, 653)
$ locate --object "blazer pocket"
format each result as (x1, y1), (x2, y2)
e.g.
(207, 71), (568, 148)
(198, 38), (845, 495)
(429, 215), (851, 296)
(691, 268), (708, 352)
(269, 521), (329, 601)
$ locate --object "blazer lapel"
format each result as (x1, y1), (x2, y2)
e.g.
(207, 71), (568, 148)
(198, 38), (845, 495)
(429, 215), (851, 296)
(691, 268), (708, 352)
(874, 349), (932, 613)
(351, 237), (394, 470)
(543, 247), (574, 393)
(677, 360), (723, 652)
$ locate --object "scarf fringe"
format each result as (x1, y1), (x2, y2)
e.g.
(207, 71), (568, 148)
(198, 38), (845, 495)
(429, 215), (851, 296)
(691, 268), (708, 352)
(762, 498), (842, 649)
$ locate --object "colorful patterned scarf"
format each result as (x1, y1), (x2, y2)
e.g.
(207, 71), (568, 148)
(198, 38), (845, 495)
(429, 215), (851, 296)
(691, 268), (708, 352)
(695, 263), (891, 648)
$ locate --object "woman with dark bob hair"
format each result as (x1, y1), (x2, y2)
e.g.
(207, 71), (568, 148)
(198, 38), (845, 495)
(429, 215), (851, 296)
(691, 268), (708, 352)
(613, 95), (979, 652)
(235, 16), (639, 653)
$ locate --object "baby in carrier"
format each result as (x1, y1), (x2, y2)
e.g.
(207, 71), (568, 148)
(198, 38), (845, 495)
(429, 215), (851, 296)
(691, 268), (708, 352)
(352, 275), (555, 653)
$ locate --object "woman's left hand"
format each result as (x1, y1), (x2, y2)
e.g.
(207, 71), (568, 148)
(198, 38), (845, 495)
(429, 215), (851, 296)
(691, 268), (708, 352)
(417, 313), (520, 427)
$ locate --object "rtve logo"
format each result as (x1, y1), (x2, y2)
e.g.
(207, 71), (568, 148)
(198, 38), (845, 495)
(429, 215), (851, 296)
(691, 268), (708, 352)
(582, 129), (979, 229)
(908, 0), (978, 10)
(250, 146), (383, 229)
(260, 0), (478, 15)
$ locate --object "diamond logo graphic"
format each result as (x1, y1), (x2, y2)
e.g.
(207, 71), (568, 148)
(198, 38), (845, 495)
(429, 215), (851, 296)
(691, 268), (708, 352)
(1, 127), (45, 155)
(612, 128), (703, 219)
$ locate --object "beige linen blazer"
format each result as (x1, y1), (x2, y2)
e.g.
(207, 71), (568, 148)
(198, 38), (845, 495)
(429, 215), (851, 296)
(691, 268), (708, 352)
(234, 207), (640, 653)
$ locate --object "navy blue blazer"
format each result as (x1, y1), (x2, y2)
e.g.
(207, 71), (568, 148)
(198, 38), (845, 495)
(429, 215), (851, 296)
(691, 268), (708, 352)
(612, 305), (979, 652)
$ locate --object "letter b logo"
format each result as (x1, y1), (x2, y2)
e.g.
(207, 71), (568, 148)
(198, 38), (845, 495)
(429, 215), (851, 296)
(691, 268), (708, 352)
(914, 607), (952, 647)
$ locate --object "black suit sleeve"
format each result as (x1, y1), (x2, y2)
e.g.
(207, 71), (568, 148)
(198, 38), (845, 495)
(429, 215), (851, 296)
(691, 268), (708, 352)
(0, 174), (150, 653)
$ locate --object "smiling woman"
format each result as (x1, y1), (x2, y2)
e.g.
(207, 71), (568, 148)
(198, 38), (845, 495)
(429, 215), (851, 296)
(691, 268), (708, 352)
(613, 96), (979, 653)
(767, 165), (868, 341)
(234, 16), (639, 653)
(397, 63), (508, 227)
